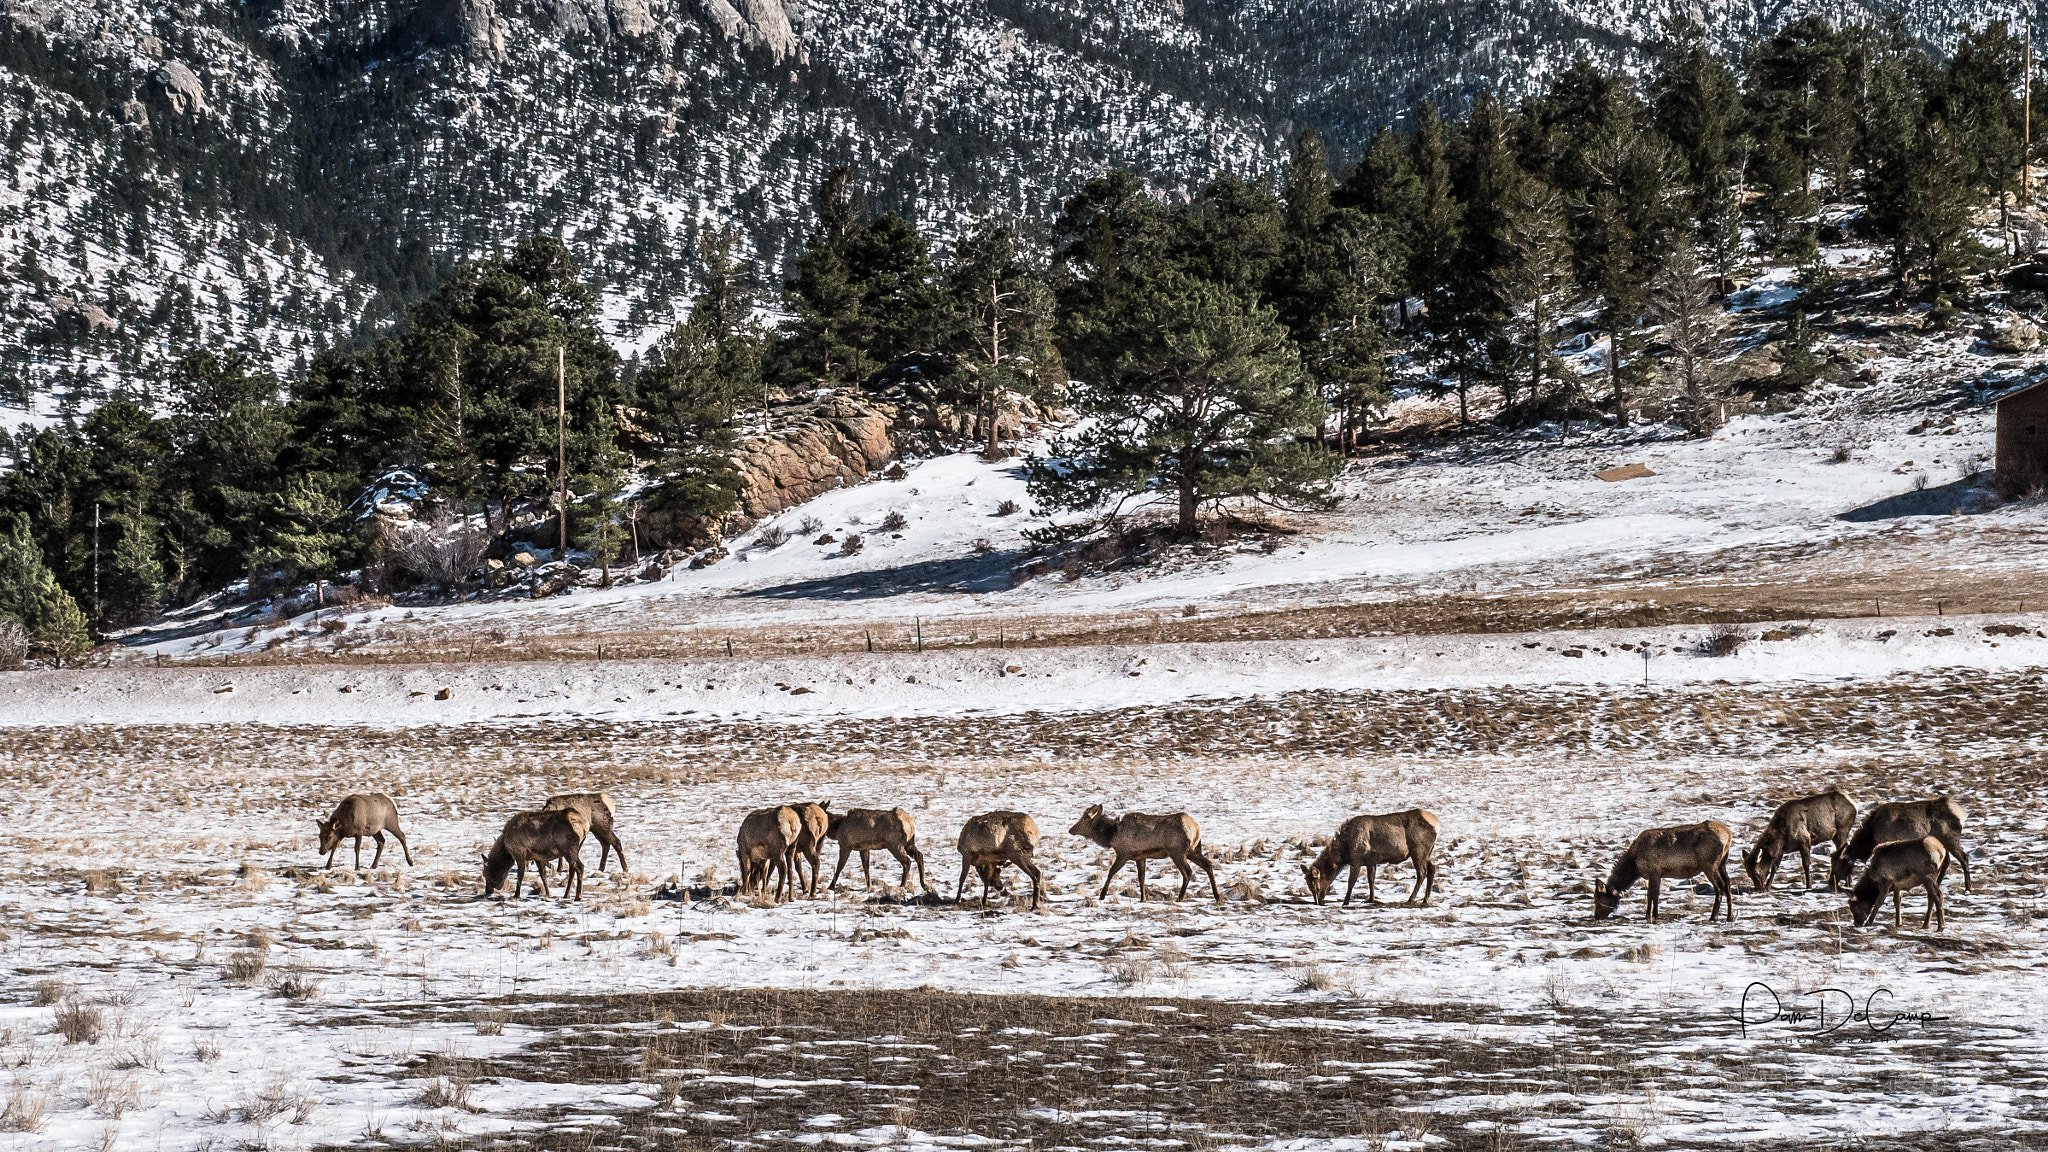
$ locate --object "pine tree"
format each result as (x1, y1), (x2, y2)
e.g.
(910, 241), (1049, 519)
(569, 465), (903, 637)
(630, 229), (756, 530)
(1650, 17), (1741, 229)
(1648, 241), (1730, 435)
(1497, 180), (1576, 431)
(1028, 272), (1334, 539)
(943, 215), (1065, 459)
(778, 166), (873, 387)
(0, 512), (91, 662)
(1441, 91), (1521, 421)
(1773, 308), (1824, 390)
(1279, 131), (1391, 451)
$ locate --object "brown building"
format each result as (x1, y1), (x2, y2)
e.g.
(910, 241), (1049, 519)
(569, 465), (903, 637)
(1997, 377), (2048, 491)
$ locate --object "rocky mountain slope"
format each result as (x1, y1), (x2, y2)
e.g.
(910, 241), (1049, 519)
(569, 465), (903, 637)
(1, 0), (2036, 427)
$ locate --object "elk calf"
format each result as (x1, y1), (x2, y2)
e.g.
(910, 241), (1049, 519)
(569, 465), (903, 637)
(1069, 804), (1220, 905)
(1830, 798), (1970, 893)
(737, 806), (802, 903)
(955, 811), (1043, 909)
(827, 807), (931, 894)
(317, 793), (413, 870)
(544, 792), (626, 871)
(1849, 837), (1948, 931)
(482, 808), (590, 900)
(1593, 821), (1734, 923)
(1302, 810), (1440, 906)
(1743, 789), (1858, 892)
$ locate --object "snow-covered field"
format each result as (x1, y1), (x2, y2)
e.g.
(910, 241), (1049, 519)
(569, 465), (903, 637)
(3, 626), (2046, 1149)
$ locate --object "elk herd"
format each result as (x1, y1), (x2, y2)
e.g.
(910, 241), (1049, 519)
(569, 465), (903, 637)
(313, 788), (1975, 930)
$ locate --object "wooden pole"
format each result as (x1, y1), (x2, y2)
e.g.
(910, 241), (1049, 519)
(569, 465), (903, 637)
(92, 502), (100, 627)
(555, 346), (568, 561)
(2028, 25), (2035, 208)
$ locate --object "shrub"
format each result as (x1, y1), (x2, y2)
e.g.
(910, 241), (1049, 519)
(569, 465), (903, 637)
(417, 1076), (477, 1111)
(970, 537), (995, 554)
(392, 508), (490, 589)
(53, 996), (104, 1043)
(879, 510), (908, 532)
(995, 499), (1021, 517)
(1830, 445), (1851, 463)
(0, 619), (25, 670)
(224, 950), (268, 985)
(755, 524), (789, 550)
(318, 617), (346, 633)
(269, 964), (322, 1001)
(798, 515), (823, 534)
(840, 534), (865, 556)
(1696, 624), (1747, 657)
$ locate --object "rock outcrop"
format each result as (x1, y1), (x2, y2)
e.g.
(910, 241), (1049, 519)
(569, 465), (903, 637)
(731, 391), (894, 520)
(698, 0), (797, 62)
(407, 0), (507, 62)
(1983, 316), (2042, 354)
(151, 61), (206, 117)
(542, 0), (656, 42)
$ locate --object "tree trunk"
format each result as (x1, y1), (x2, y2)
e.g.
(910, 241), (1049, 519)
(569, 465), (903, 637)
(1178, 466), (1198, 538)
(1458, 378), (1469, 425)
(987, 389), (1001, 459)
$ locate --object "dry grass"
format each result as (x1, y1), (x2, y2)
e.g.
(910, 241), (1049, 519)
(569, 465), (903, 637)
(193, 1035), (223, 1064)
(223, 950), (267, 985)
(84, 1069), (137, 1119)
(52, 997), (103, 1044)
(417, 1075), (478, 1112)
(0, 1082), (46, 1133)
(268, 963), (323, 1002)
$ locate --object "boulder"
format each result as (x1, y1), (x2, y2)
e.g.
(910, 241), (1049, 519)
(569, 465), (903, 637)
(730, 392), (896, 520)
(1983, 317), (2042, 354)
(689, 548), (728, 569)
(151, 61), (206, 117)
(698, 0), (797, 61)
(115, 99), (150, 129)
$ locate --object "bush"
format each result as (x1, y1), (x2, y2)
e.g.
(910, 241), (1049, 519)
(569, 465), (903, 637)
(879, 510), (908, 532)
(53, 996), (104, 1043)
(840, 533), (865, 556)
(391, 508), (490, 589)
(754, 524), (789, 550)
(970, 537), (995, 553)
(995, 499), (1022, 517)
(798, 515), (823, 534)
(1696, 624), (1747, 657)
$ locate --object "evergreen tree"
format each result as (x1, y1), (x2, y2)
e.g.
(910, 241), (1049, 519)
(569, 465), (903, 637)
(943, 215), (1065, 458)
(1648, 241), (1730, 435)
(1773, 308), (1825, 390)
(1496, 180), (1576, 430)
(0, 512), (91, 662)
(1439, 91), (1521, 420)
(778, 166), (873, 386)
(1279, 131), (1392, 450)
(1028, 272), (1334, 538)
(1650, 18), (1741, 229)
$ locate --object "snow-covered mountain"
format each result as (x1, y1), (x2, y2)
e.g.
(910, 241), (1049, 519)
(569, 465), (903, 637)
(1, 0), (2033, 421)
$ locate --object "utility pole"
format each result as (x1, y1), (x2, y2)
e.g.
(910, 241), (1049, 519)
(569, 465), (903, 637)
(555, 346), (568, 562)
(92, 502), (100, 627)
(2027, 25), (2035, 208)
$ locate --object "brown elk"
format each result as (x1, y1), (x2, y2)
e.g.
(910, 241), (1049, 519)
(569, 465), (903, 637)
(826, 807), (931, 893)
(1302, 810), (1440, 906)
(1593, 822), (1734, 923)
(789, 801), (831, 897)
(955, 811), (1043, 909)
(1742, 789), (1858, 892)
(737, 806), (802, 903)
(481, 807), (590, 900)
(1829, 798), (1970, 893)
(1848, 836), (1949, 931)
(316, 793), (414, 870)
(1069, 804), (1220, 905)
(543, 792), (626, 871)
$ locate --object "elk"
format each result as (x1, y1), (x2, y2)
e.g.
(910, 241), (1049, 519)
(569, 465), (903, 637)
(481, 807), (590, 900)
(544, 791), (626, 872)
(316, 793), (414, 870)
(1302, 809), (1440, 906)
(1742, 789), (1858, 892)
(1849, 836), (1949, 931)
(1829, 798), (1970, 893)
(737, 806), (801, 903)
(1593, 821), (1734, 923)
(826, 807), (931, 894)
(789, 801), (831, 897)
(1069, 804), (1220, 905)
(955, 811), (1043, 909)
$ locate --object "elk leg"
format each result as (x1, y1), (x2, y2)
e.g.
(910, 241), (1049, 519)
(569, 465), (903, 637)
(1135, 858), (1149, 902)
(1405, 854), (1425, 904)
(957, 859), (973, 905)
(1170, 853), (1194, 901)
(981, 863), (995, 908)
(1892, 889), (1902, 929)
(806, 848), (822, 897)
(1798, 846), (1813, 890)
(1365, 863), (1378, 903)
(1342, 866), (1360, 907)
(829, 846), (854, 891)
(860, 850), (874, 889)
(354, 836), (365, 870)
(570, 854), (584, 901)
(324, 847), (337, 870)
(887, 844), (914, 889)
(1190, 848), (1220, 906)
(1422, 859), (1438, 905)
(392, 827), (414, 866)
(1949, 836), (1972, 894)
(1716, 860), (1734, 921)
(1646, 877), (1661, 923)
(1100, 853), (1128, 899)
(371, 832), (387, 869)
(1929, 883), (1944, 932)
(908, 842), (930, 892)
(1021, 857), (1043, 911)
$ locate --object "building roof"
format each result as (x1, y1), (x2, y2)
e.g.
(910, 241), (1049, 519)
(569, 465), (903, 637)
(1994, 375), (2048, 405)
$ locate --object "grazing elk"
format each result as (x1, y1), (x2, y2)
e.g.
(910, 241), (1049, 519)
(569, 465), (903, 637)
(1069, 804), (1220, 905)
(789, 801), (831, 897)
(1743, 789), (1858, 892)
(1829, 798), (1970, 893)
(955, 811), (1044, 909)
(826, 807), (932, 894)
(544, 791), (626, 872)
(316, 793), (414, 870)
(737, 806), (802, 903)
(1849, 836), (1949, 931)
(1593, 822), (1735, 923)
(482, 808), (590, 900)
(1302, 809), (1440, 906)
